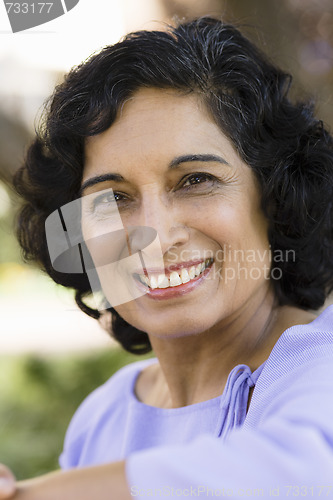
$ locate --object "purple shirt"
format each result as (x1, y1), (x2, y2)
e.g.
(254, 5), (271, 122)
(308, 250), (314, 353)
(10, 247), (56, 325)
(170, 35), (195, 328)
(60, 305), (333, 497)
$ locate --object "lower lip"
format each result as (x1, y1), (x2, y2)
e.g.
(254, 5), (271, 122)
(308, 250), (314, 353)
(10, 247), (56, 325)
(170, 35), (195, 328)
(135, 264), (213, 301)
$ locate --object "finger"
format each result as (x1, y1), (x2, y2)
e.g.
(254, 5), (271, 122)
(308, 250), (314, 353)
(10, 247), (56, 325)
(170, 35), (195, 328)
(0, 479), (16, 499)
(0, 465), (16, 499)
(0, 465), (15, 482)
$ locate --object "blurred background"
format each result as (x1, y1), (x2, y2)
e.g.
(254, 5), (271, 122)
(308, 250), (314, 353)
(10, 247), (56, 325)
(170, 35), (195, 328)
(0, 0), (332, 480)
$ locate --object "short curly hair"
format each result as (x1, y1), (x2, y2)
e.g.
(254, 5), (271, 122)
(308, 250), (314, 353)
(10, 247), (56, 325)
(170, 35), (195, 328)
(14, 17), (333, 354)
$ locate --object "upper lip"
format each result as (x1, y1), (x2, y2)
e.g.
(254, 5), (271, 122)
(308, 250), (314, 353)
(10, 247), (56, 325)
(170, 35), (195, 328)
(133, 259), (210, 276)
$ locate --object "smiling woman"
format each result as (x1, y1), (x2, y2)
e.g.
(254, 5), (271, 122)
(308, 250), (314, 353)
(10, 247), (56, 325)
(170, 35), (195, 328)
(2, 16), (333, 500)
(81, 88), (272, 345)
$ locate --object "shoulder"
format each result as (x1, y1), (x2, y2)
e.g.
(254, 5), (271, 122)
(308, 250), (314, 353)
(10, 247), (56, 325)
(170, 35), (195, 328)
(265, 304), (333, 379)
(70, 357), (155, 423)
(247, 305), (333, 424)
(61, 358), (156, 454)
(272, 303), (333, 361)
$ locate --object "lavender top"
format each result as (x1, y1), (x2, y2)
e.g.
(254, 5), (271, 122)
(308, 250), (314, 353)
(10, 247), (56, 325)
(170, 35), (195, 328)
(60, 305), (333, 497)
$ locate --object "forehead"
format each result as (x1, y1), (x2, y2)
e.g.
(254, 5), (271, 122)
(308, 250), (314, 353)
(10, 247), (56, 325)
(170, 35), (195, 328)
(84, 88), (238, 170)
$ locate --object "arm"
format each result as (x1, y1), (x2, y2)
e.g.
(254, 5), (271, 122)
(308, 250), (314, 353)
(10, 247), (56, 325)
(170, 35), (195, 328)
(126, 357), (333, 497)
(12, 356), (333, 499)
(12, 461), (131, 500)
(5, 341), (333, 498)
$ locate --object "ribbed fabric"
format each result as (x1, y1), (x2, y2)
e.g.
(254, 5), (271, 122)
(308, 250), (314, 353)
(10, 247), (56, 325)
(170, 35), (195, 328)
(59, 360), (264, 467)
(60, 305), (333, 497)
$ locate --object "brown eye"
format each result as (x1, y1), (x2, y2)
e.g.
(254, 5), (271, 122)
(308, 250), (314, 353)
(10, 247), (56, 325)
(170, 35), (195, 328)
(93, 192), (124, 209)
(181, 173), (217, 188)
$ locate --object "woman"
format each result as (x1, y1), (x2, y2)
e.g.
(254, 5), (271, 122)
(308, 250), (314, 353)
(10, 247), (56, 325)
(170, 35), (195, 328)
(1, 17), (333, 499)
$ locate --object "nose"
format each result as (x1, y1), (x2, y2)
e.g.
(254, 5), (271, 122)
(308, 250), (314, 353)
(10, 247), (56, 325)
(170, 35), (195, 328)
(125, 191), (190, 257)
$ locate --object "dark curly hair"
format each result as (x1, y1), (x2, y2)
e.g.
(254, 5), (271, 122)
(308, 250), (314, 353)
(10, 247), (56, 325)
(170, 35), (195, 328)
(13, 17), (333, 354)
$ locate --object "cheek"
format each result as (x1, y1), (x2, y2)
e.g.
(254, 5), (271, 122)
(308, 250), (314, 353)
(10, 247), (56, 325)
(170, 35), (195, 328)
(192, 201), (245, 243)
(199, 201), (271, 275)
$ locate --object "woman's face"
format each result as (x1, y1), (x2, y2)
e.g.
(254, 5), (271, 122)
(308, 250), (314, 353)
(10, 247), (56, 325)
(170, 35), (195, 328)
(81, 88), (272, 338)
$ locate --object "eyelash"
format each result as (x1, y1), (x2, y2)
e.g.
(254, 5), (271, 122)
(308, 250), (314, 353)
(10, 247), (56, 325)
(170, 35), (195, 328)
(91, 172), (219, 212)
(92, 191), (126, 208)
(177, 172), (218, 191)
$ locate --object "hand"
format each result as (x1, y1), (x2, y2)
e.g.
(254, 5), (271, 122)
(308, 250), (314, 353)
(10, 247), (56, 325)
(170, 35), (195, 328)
(0, 465), (16, 499)
(1, 461), (130, 500)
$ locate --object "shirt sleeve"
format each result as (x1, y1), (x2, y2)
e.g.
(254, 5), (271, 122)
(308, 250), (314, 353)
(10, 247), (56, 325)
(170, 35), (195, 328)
(126, 355), (333, 499)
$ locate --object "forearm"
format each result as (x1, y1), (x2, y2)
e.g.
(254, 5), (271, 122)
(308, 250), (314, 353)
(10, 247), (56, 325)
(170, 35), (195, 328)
(14, 461), (131, 500)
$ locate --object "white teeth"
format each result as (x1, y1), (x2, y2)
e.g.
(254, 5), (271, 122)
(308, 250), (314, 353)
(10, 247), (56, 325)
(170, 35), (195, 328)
(169, 271), (182, 287)
(195, 264), (202, 276)
(141, 275), (150, 286)
(157, 274), (169, 288)
(150, 275), (158, 289)
(188, 266), (196, 279)
(180, 268), (190, 284)
(138, 259), (213, 290)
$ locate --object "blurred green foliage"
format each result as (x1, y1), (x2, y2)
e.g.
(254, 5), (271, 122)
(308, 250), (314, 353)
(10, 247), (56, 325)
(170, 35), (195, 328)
(0, 348), (152, 480)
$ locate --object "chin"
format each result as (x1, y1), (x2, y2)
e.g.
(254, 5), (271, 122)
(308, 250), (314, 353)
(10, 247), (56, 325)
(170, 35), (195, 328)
(133, 314), (213, 340)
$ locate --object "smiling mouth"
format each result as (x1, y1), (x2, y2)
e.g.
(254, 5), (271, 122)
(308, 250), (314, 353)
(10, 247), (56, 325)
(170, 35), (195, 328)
(135, 258), (214, 290)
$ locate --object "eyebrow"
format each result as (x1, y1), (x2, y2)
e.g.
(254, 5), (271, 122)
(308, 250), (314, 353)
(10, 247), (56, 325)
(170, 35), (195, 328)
(169, 154), (229, 168)
(80, 173), (124, 195)
(80, 154), (229, 195)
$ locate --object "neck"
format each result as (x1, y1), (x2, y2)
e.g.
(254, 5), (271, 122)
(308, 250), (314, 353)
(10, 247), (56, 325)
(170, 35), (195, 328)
(144, 289), (314, 408)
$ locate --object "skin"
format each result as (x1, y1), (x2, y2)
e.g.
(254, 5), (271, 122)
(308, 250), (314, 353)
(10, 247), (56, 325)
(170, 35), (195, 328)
(82, 87), (316, 408)
(1, 87), (316, 499)
(0, 463), (130, 500)
(0, 466), (16, 499)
